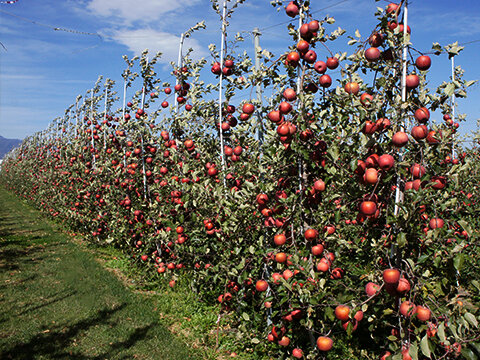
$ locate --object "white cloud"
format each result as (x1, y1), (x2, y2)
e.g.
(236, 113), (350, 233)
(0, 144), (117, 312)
(86, 0), (200, 25)
(108, 28), (207, 63)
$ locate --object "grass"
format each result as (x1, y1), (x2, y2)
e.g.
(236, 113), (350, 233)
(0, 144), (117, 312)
(0, 187), (206, 360)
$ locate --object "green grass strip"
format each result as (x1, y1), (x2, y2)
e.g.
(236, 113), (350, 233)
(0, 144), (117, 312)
(0, 187), (203, 360)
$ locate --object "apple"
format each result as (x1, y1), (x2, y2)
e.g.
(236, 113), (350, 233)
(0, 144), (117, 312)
(378, 154), (394, 171)
(429, 218), (444, 229)
(283, 88), (297, 101)
(364, 168), (378, 184)
(369, 32), (384, 47)
(314, 61), (327, 74)
(415, 55), (431, 71)
(410, 163), (426, 178)
(286, 1), (299, 17)
(392, 131), (408, 147)
(287, 51), (300, 66)
(274, 234), (286, 246)
(344, 82), (359, 95)
(365, 282), (381, 296)
(303, 49), (317, 64)
(296, 40), (310, 53)
(414, 107), (430, 123)
(304, 228), (318, 241)
(255, 279), (268, 292)
(383, 268), (400, 284)
(415, 306), (431, 321)
(316, 336), (333, 351)
(400, 301), (416, 317)
(335, 305), (350, 321)
(359, 201), (377, 215)
(326, 57), (339, 69)
(365, 47), (381, 62)
(292, 348), (303, 358)
(406, 74), (420, 89)
(319, 74), (332, 88)
(411, 125), (428, 141)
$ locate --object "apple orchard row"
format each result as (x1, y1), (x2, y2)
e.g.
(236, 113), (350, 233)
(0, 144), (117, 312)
(1, 1), (479, 359)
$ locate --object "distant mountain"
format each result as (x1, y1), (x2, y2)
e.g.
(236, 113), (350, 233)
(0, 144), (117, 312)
(0, 135), (22, 159)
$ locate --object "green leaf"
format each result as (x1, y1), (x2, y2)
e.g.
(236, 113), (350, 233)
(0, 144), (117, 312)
(397, 232), (407, 248)
(460, 348), (477, 360)
(251, 337), (260, 344)
(454, 253), (465, 271)
(438, 322), (446, 343)
(465, 313), (478, 328)
(242, 312), (250, 321)
(420, 334), (431, 358)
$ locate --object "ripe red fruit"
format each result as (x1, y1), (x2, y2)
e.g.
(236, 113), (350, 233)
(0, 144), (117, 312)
(161, 101), (169, 108)
(311, 244), (324, 256)
(386, 3), (399, 14)
(164, 87), (172, 94)
(378, 154), (394, 171)
(316, 336), (333, 351)
(344, 82), (359, 95)
(279, 101), (293, 114)
(365, 282), (381, 297)
(383, 268), (400, 284)
(296, 40), (310, 53)
(392, 131), (408, 147)
(335, 305), (350, 321)
(429, 218), (444, 229)
(414, 107), (430, 123)
(211, 62), (221, 75)
(410, 163), (426, 178)
(360, 201), (377, 215)
(278, 336), (290, 347)
(396, 277), (411, 294)
(274, 234), (287, 246)
(283, 88), (297, 101)
(411, 125), (428, 141)
(319, 74), (332, 88)
(255, 280), (268, 292)
(369, 32), (384, 47)
(415, 306), (431, 321)
(242, 103), (255, 114)
(313, 179), (325, 192)
(285, 1), (299, 17)
(364, 168), (378, 184)
(308, 20), (319, 32)
(268, 110), (283, 123)
(365, 47), (381, 62)
(314, 60), (327, 74)
(304, 228), (318, 241)
(287, 51), (300, 66)
(400, 301), (416, 317)
(326, 57), (339, 69)
(303, 49), (317, 64)
(415, 55), (431, 71)
(292, 348), (303, 358)
(360, 93), (373, 106)
(224, 59), (234, 68)
(256, 193), (269, 206)
(406, 74), (420, 89)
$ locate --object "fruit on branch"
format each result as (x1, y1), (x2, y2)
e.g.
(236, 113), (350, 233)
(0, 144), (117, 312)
(365, 47), (381, 62)
(326, 57), (339, 69)
(392, 131), (409, 147)
(414, 107), (430, 123)
(359, 200), (377, 215)
(344, 82), (359, 95)
(415, 55), (431, 71)
(316, 336), (333, 351)
(314, 60), (327, 74)
(406, 74), (420, 90)
(285, 1), (299, 17)
(335, 305), (350, 321)
(383, 268), (400, 284)
(319, 74), (332, 88)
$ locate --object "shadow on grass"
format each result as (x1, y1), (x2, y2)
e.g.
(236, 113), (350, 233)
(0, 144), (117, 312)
(0, 303), (159, 359)
(17, 289), (78, 316)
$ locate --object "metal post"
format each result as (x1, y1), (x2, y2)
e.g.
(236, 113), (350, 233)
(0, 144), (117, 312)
(90, 89), (95, 170)
(253, 28), (263, 145)
(218, 0), (227, 187)
(103, 82), (108, 150)
(140, 58), (149, 200)
(451, 56), (456, 159)
(394, 2), (408, 217)
(175, 33), (185, 116)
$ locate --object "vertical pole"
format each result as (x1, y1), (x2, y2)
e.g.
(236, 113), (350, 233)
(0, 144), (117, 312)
(122, 72), (128, 168)
(103, 81), (108, 150)
(218, 0), (227, 187)
(175, 33), (185, 117)
(75, 98), (79, 139)
(451, 56), (456, 159)
(394, 2), (408, 217)
(140, 58), (149, 200)
(90, 89), (95, 170)
(253, 28), (263, 145)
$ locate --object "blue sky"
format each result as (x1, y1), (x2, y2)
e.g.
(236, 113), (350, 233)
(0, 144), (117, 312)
(0, 0), (479, 141)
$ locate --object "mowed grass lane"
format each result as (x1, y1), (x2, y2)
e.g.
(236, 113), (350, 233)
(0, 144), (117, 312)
(0, 187), (202, 360)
